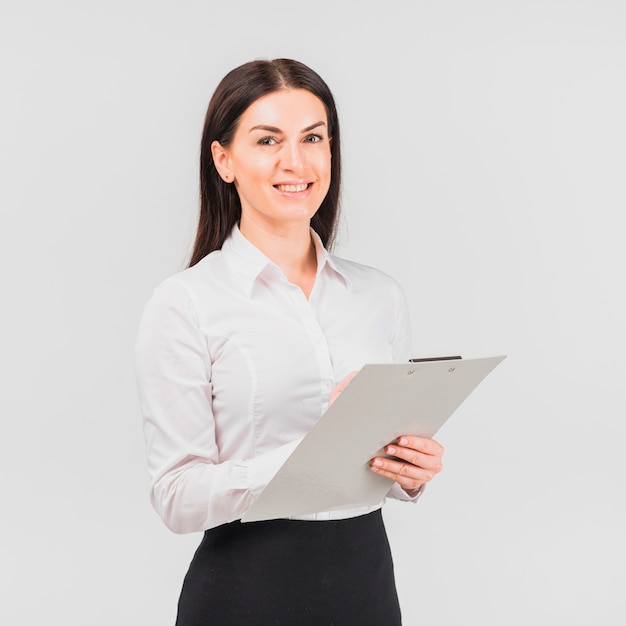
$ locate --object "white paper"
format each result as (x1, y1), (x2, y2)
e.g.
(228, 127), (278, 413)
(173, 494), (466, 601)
(242, 355), (506, 523)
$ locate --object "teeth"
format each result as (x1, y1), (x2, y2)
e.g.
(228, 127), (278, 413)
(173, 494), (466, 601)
(277, 183), (308, 193)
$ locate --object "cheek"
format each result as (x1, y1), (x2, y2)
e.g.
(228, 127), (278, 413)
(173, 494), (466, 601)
(314, 150), (332, 178)
(234, 162), (269, 190)
(322, 158), (332, 189)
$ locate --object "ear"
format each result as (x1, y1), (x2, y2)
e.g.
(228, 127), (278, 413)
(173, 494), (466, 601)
(211, 140), (234, 183)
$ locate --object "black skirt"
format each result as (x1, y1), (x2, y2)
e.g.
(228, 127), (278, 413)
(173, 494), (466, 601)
(175, 509), (402, 625)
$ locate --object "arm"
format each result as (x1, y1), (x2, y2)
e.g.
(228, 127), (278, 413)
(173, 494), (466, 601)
(135, 279), (298, 533)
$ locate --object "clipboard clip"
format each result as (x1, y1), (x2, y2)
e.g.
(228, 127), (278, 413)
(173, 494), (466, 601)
(409, 355), (463, 363)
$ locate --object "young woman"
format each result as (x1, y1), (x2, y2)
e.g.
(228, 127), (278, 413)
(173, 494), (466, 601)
(136, 58), (444, 625)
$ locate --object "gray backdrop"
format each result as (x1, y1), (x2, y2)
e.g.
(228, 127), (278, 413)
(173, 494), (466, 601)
(1, 0), (624, 624)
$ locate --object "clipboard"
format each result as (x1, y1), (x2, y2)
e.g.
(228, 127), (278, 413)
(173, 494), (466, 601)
(242, 354), (506, 523)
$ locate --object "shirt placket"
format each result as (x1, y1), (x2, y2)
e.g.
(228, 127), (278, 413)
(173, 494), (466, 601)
(286, 285), (336, 521)
(287, 285), (335, 406)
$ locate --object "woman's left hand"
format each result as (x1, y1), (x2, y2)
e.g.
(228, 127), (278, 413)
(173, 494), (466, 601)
(370, 436), (444, 492)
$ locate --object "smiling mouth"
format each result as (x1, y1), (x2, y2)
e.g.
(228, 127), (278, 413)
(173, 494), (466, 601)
(274, 183), (311, 193)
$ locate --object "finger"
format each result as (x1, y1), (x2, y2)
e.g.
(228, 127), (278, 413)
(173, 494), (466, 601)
(328, 371), (358, 406)
(385, 444), (443, 473)
(370, 457), (436, 490)
(395, 436), (444, 457)
(337, 370), (358, 391)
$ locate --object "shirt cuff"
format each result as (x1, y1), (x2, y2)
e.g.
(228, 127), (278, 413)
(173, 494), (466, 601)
(388, 481), (426, 503)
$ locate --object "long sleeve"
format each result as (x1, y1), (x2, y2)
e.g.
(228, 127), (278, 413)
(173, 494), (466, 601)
(135, 279), (299, 533)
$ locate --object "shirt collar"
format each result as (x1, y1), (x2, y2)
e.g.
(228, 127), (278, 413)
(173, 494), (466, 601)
(222, 223), (350, 297)
(310, 229), (351, 289)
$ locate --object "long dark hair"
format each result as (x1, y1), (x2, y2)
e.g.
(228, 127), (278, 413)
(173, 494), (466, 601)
(188, 58), (342, 267)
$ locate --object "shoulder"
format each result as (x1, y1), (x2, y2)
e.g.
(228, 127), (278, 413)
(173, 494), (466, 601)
(329, 254), (405, 296)
(143, 250), (227, 315)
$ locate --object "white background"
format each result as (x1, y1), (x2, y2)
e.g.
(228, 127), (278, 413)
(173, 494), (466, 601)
(1, 1), (625, 624)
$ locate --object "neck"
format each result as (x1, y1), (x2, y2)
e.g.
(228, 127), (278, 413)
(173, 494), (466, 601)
(239, 217), (318, 296)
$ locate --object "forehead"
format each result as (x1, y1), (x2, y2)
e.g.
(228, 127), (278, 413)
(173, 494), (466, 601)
(239, 89), (328, 129)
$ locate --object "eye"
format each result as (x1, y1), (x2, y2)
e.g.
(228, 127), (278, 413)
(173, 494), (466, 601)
(257, 136), (277, 146)
(304, 134), (323, 143)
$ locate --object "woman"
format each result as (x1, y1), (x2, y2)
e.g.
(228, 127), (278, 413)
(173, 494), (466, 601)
(136, 58), (444, 625)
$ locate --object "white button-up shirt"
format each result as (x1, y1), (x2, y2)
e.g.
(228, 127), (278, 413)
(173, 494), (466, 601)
(136, 225), (420, 534)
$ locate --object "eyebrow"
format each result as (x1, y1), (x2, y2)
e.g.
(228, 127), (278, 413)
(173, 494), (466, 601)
(249, 121), (327, 134)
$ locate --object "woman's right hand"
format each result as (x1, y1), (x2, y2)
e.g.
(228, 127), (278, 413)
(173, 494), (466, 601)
(328, 371), (358, 406)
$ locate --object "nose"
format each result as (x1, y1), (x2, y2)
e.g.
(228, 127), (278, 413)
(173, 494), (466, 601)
(280, 141), (307, 173)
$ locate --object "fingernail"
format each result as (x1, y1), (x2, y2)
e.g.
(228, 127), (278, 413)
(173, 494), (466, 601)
(373, 458), (383, 467)
(399, 438), (408, 446)
(387, 446), (396, 455)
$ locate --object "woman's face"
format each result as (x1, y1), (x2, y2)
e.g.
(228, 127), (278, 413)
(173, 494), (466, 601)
(213, 89), (332, 232)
